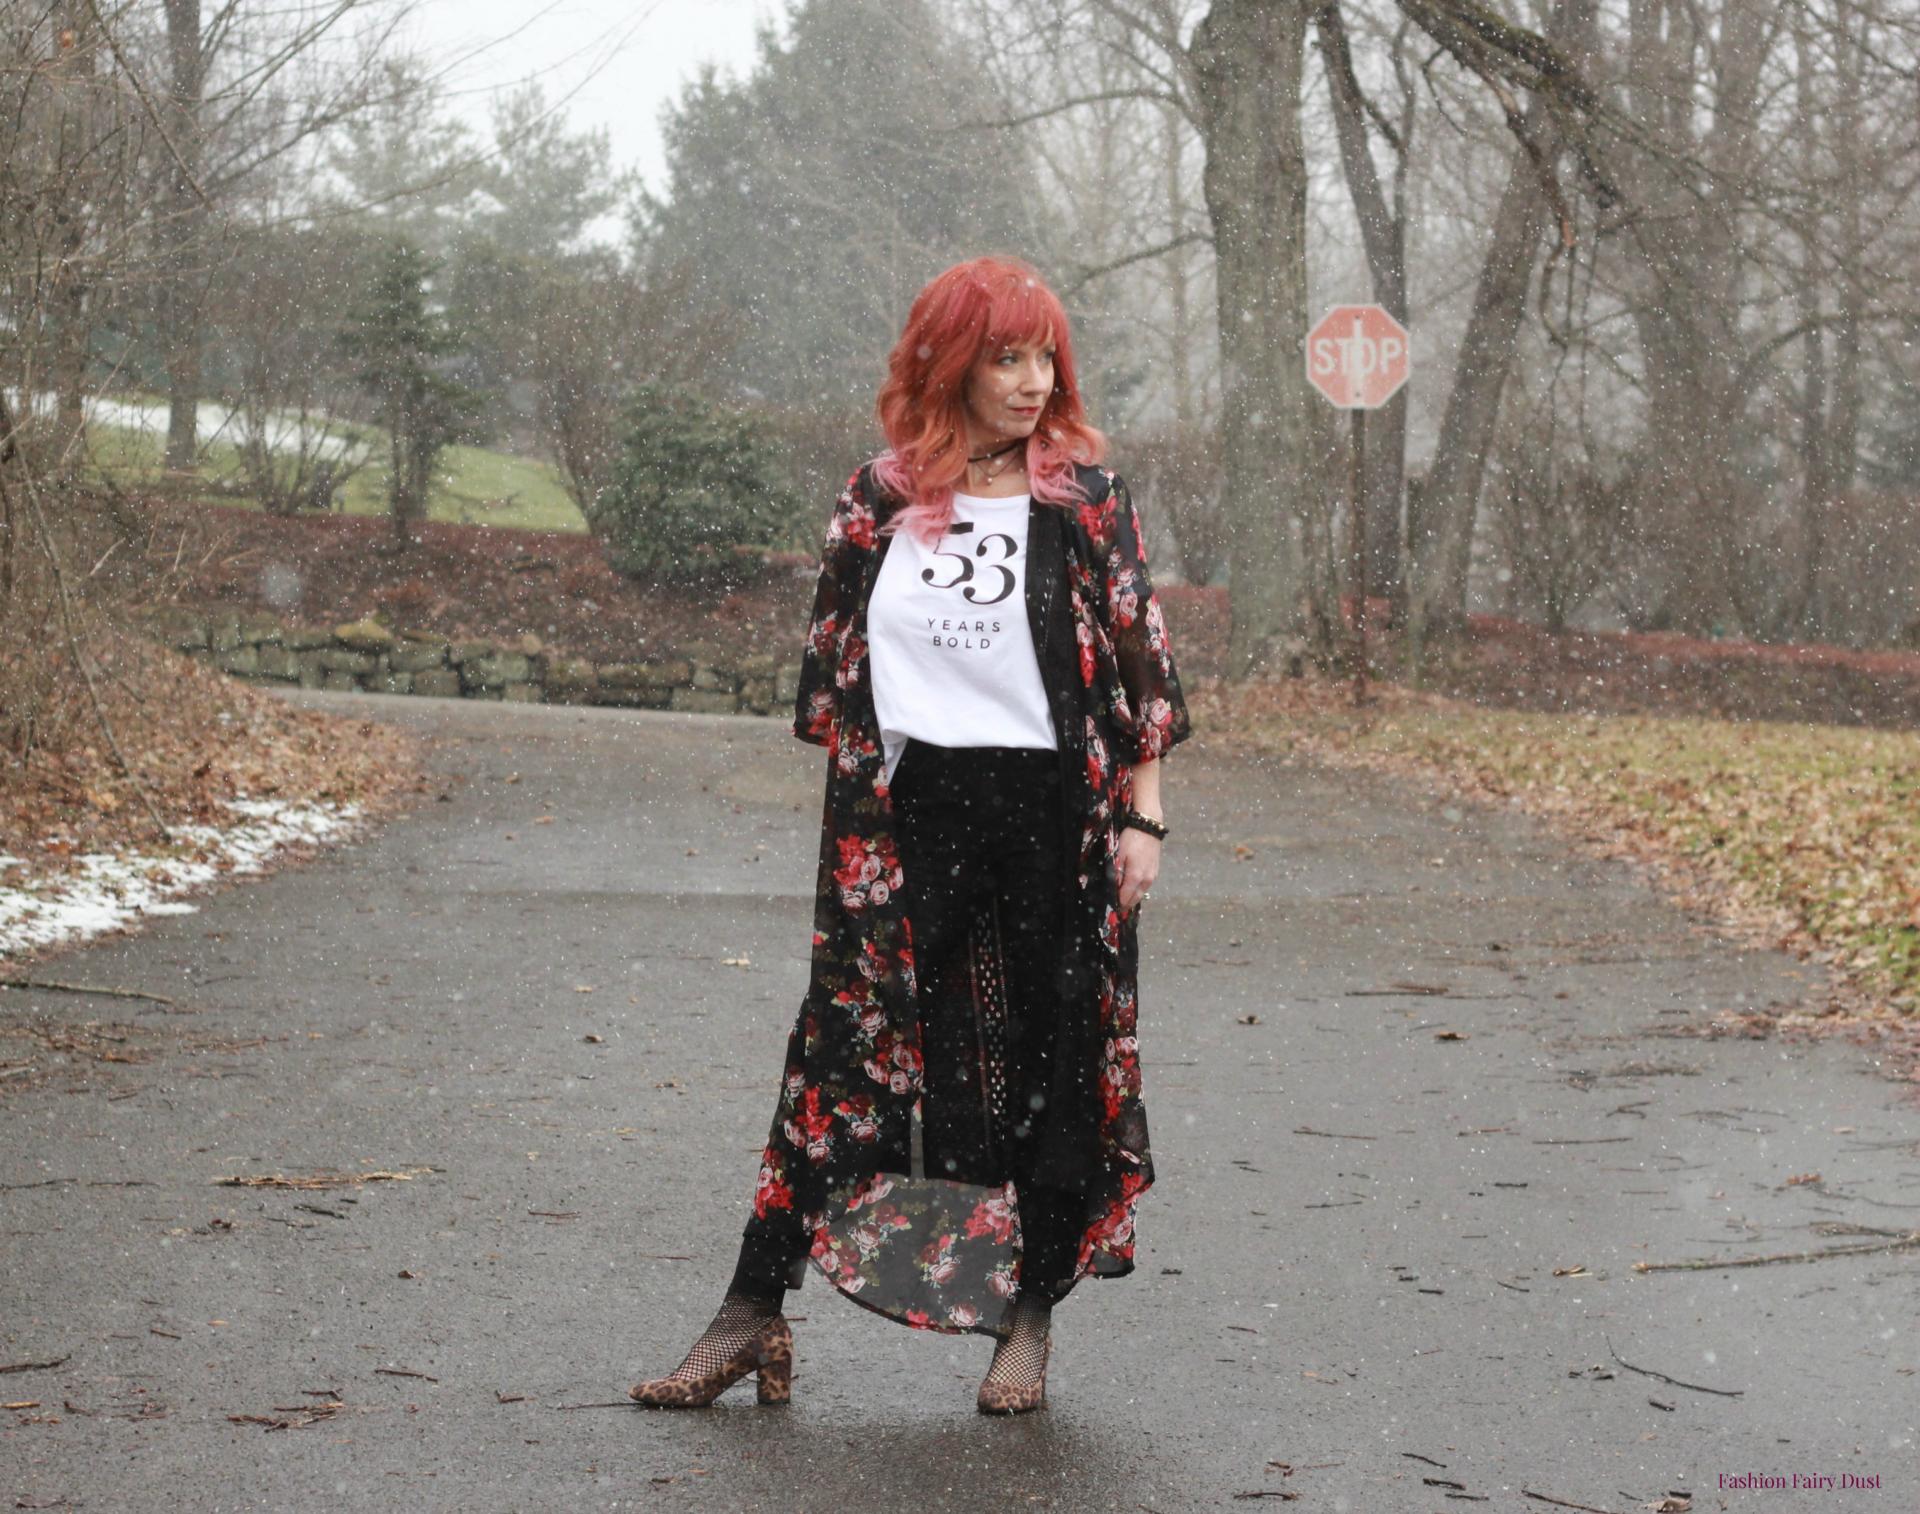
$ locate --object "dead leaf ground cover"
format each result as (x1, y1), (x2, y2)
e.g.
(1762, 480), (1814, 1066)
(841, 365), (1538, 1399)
(1, 627), (428, 967)
(1188, 675), (1920, 1082)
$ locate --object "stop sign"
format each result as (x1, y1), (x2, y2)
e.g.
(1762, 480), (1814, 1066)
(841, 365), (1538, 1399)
(1307, 305), (1410, 409)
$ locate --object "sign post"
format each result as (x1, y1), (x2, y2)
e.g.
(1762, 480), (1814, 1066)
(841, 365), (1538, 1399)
(1306, 304), (1410, 705)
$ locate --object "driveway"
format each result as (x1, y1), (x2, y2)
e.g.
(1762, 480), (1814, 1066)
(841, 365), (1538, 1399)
(3, 690), (1912, 1510)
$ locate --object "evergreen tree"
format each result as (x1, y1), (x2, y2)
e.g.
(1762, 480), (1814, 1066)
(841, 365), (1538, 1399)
(475, 81), (630, 259)
(340, 240), (483, 546)
(639, 0), (1046, 407)
(324, 61), (482, 256)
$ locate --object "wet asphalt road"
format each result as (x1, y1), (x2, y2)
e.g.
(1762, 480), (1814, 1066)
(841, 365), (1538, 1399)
(2, 689), (1914, 1512)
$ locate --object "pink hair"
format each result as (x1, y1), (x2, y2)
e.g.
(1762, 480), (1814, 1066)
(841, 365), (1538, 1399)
(872, 256), (1105, 546)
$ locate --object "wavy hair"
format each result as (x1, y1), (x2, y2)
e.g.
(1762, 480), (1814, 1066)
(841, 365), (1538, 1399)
(872, 256), (1105, 546)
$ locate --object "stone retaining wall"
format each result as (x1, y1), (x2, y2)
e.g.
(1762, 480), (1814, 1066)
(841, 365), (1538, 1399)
(141, 608), (799, 715)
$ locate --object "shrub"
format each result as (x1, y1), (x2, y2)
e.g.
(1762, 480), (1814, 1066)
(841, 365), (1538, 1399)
(586, 383), (800, 588)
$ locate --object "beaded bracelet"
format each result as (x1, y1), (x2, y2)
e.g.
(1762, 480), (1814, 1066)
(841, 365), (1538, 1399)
(1119, 808), (1169, 840)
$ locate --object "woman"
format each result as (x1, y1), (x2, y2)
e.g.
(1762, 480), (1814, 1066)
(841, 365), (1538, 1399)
(629, 255), (1191, 1414)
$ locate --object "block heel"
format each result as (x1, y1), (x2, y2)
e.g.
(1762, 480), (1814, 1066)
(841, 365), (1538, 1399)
(754, 1318), (793, 1403)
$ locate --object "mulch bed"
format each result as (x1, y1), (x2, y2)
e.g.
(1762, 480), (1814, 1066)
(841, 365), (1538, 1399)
(144, 498), (1920, 728)
(142, 498), (1232, 672)
(1417, 612), (1920, 729)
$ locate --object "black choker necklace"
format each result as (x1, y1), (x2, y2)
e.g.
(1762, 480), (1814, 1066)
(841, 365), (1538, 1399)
(966, 437), (1025, 465)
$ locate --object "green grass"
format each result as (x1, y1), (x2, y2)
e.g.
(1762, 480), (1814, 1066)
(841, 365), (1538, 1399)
(85, 418), (588, 533)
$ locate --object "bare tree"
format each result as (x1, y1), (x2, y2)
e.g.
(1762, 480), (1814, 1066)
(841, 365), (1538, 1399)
(149, 0), (400, 471)
(217, 224), (377, 513)
(525, 257), (737, 518)
(1403, 0), (1609, 653)
(964, 0), (1618, 675)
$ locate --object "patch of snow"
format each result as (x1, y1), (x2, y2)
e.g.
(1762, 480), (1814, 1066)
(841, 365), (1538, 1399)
(0, 798), (363, 960)
(5, 389), (370, 464)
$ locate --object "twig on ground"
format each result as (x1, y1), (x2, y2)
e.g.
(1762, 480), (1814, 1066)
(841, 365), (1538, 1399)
(1603, 1336), (1743, 1397)
(1632, 1230), (1920, 1273)
(1520, 1492), (1621, 1513)
(0, 978), (184, 1008)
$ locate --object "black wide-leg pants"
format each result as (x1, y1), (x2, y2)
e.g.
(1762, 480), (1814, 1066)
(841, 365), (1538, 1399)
(731, 739), (1087, 1305)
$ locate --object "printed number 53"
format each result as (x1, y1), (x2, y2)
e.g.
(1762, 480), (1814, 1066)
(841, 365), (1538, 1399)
(922, 522), (1017, 605)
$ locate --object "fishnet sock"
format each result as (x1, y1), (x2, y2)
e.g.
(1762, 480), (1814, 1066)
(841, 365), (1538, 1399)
(984, 1296), (1053, 1388)
(661, 1287), (783, 1382)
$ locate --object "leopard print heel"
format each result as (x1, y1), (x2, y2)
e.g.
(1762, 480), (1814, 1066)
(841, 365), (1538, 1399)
(976, 1335), (1050, 1415)
(629, 1315), (794, 1408)
(752, 1317), (793, 1403)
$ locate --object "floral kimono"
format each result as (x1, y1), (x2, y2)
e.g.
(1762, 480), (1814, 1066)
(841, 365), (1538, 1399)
(742, 458), (1192, 1342)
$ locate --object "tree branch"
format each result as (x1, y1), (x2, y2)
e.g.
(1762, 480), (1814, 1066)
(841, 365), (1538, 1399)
(1059, 229), (1212, 296)
(965, 85), (1182, 132)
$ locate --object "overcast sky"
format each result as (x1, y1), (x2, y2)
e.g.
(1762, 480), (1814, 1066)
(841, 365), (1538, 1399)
(403, 0), (785, 196)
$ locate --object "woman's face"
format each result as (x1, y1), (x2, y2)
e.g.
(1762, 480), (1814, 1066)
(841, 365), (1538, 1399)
(962, 333), (1055, 449)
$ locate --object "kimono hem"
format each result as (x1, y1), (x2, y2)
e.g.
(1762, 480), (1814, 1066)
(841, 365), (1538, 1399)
(742, 459), (1192, 1342)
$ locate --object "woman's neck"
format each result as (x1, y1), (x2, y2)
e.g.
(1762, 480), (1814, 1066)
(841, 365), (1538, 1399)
(960, 433), (1030, 497)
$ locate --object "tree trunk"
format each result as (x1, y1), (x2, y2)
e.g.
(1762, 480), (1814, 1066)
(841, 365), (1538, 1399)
(1789, 11), (1829, 638)
(1406, 0), (1600, 652)
(1160, 101), (1198, 433)
(1618, 0), (1768, 636)
(1825, 0), (1864, 496)
(161, 0), (207, 472)
(49, 0), (98, 461)
(1190, 0), (1321, 677)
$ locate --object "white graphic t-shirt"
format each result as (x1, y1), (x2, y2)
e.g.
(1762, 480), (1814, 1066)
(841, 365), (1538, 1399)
(868, 491), (1057, 785)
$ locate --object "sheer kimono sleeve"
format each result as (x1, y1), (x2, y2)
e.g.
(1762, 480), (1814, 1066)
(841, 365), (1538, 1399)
(791, 466), (873, 746)
(1097, 472), (1192, 765)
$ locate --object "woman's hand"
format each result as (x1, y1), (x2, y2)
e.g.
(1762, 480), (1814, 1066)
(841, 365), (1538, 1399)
(1115, 825), (1161, 915)
(1117, 756), (1164, 916)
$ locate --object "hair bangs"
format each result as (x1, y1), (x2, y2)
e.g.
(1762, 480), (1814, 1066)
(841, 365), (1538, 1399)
(978, 277), (1060, 358)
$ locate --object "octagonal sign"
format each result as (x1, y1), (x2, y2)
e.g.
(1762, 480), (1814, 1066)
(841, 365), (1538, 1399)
(1307, 304), (1410, 410)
